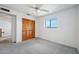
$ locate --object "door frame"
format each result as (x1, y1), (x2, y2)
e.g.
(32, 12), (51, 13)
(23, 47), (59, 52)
(0, 12), (16, 43)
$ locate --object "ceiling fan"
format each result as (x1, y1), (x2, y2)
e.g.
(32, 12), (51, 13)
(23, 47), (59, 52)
(29, 4), (49, 12)
(26, 4), (49, 16)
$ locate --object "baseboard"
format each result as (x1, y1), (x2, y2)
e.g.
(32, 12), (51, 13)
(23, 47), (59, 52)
(37, 37), (77, 49)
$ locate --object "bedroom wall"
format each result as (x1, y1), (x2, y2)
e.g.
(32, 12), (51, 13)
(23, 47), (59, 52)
(77, 5), (79, 52)
(36, 6), (78, 48)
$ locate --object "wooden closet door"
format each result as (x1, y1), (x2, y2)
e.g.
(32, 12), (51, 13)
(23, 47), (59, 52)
(22, 18), (35, 41)
(29, 20), (35, 38)
(22, 19), (28, 40)
(32, 21), (35, 38)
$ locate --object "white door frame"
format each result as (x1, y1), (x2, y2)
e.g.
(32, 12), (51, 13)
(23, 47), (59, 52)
(0, 12), (16, 43)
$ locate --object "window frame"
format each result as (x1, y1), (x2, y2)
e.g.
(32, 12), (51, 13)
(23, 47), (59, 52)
(45, 17), (57, 28)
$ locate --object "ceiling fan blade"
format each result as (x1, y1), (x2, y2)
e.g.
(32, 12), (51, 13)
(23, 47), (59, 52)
(27, 6), (36, 10)
(26, 12), (35, 16)
(26, 13), (31, 15)
(39, 8), (49, 12)
(36, 4), (43, 8)
(28, 6), (49, 12)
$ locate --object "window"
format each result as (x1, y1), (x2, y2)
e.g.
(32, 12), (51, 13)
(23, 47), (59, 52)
(45, 17), (57, 28)
(51, 19), (57, 28)
(45, 19), (51, 28)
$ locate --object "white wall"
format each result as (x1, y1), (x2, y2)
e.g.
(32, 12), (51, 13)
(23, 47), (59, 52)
(77, 5), (79, 52)
(36, 6), (78, 48)
(0, 5), (35, 43)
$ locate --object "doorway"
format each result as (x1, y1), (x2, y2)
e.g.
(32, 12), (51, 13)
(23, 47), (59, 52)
(22, 18), (35, 41)
(0, 12), (16, 43)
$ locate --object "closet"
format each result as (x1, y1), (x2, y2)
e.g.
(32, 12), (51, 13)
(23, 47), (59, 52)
(22, 18), (35, 41)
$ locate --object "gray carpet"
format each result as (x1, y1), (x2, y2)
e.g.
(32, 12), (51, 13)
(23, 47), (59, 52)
(0, 38), (78, 54)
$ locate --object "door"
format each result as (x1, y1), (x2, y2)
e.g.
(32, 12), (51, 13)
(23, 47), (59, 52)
(0, 28), (2, 37)
(22, 18), (35, 41)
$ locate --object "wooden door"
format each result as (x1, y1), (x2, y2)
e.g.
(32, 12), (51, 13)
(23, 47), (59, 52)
(22, 18), (35, 41)
(0, 28), (2, 37)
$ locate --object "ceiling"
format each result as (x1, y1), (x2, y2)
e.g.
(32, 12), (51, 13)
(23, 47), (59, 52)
(0, 13), (12, 22)
(0, 4), (76, 17)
